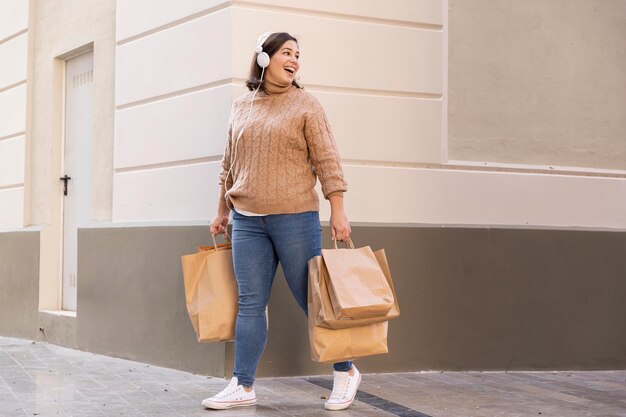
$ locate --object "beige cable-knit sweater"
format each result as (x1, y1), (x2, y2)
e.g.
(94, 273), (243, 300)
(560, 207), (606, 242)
(218, 81), (347, 214)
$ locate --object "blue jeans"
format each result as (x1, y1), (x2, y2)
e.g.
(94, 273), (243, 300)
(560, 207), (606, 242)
(231, 209), (352, 388)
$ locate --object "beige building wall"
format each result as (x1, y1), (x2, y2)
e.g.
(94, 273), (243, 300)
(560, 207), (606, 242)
(112, 0), (626, 230)
(0, 1), (30, 228)
(4, 1), (626, 233)
(448, 0), (626, 170)
(112, 0), (445, 223)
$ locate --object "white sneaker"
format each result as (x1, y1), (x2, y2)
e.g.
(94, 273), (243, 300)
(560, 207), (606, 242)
(324, 365), (361, 411)
(202, 377), (257, 410)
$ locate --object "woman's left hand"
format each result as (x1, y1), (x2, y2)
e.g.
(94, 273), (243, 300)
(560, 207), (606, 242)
(330, 209), (351, 241)
(329, 194), (351, 241)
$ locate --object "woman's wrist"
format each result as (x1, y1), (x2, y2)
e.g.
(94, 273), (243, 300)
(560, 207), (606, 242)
(216, 186), (230, 217)
(329, 194), (344, 211)
(216, 204), (230, 217)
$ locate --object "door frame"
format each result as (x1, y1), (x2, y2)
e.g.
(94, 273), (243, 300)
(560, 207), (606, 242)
(37, 43), (94, 314)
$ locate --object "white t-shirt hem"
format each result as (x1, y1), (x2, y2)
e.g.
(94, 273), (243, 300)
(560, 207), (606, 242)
(234, 208), (268, 217)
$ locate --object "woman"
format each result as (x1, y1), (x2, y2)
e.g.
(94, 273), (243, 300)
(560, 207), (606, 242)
(203, 32), (360, 411)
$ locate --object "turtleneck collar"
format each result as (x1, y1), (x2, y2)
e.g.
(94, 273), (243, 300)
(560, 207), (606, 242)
(261, 78), (293, 95)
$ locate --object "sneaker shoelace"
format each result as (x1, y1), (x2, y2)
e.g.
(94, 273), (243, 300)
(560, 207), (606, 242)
(214, 381), (240, 399)
(329, 372), (350, 400)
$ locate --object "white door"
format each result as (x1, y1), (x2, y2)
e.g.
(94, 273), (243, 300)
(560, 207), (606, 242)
(61, 51), (94, 311)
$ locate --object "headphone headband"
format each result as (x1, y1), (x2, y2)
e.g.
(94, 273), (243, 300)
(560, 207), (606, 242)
(255, 32), (273, 53)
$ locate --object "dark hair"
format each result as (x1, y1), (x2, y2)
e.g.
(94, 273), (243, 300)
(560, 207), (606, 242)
(245, 32), (302, 92)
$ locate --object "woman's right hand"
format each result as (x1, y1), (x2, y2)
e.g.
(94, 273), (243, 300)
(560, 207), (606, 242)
(210, 212), (230, 238)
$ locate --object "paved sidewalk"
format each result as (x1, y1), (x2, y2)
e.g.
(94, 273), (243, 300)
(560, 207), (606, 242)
(0, 337), (625, 417)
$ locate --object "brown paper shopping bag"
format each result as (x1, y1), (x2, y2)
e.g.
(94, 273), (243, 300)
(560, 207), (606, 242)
(309, 248), (400, 329)
(308, 267), (389, 363)
(181, 234), (238, 342)
(322, 238), (394, 320)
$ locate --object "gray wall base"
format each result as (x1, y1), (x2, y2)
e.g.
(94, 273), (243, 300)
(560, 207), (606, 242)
(0, 231), (40, 340)
(241, 226), (626, 376)
(2, 225), (625, 377)
(77, 226), (225, 377)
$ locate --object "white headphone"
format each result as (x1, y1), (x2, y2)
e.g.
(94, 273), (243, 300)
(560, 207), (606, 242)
(255, 32), (272, 68)
(224, 32), (273, 199)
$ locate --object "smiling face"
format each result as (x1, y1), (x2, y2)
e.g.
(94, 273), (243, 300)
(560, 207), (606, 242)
(265, 40), (300, 86)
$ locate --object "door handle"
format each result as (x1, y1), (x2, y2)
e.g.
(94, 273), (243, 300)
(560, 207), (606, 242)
(60, 175), (71, 196)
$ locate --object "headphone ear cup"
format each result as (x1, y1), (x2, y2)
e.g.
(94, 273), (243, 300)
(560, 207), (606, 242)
(256, 52), (270, 68)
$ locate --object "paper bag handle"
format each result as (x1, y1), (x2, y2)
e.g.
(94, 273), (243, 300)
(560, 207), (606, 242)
(333, 237), (355, 249)
(211, 232), (231, 250)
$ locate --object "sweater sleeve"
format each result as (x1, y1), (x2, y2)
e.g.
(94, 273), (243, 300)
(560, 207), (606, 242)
(218, 104), (235, 190)
(303, 96), (348, 199)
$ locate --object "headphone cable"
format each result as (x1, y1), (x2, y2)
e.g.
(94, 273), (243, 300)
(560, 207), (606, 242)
(224, 66), (266, 199)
